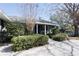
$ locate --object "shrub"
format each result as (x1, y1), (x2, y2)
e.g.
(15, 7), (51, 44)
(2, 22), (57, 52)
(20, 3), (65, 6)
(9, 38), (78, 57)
(34, 35), (48, 46)
(47, 33), (53, 38)
(51, 26), (60, 35)
(47, 26), (60, 38)
(52, 33), (68, 41)
(5, 21), (25, 36)
(0, 31), (8, 43)
(25, 28), (34, 35)
(11, 35), (49, 51)
(6, 35), (13, 43)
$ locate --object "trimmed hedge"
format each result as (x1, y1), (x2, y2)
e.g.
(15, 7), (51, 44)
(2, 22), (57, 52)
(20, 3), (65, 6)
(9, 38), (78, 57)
(52, 33), (68, 41)
(11, 35), (49, 51)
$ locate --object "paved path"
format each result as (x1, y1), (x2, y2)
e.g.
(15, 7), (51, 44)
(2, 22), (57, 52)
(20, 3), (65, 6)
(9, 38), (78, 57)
(0, 39), (79, 56)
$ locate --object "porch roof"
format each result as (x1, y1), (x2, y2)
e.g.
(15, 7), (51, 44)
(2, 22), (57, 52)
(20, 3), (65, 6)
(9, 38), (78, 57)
(0, 10), (11, 21)
(35, 21), (59, 26)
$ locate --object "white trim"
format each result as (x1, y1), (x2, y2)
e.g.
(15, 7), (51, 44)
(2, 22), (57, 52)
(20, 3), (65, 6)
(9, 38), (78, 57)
(0, 25), (1, 31)
(35, 22), (56, 26)
(36, 24), (38, 34)
(44, 25), (46, 35)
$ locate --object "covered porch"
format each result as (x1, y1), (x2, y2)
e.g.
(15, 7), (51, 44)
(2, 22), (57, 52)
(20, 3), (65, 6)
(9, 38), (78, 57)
(34, 22), (57, 35)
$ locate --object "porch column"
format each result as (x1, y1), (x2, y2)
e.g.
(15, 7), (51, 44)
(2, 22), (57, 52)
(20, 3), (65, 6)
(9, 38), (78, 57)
(0, 20), (1, 31)
(0, 20), (4, 32)
(36, 24), (38, 34)
(44, 25), (46, 35)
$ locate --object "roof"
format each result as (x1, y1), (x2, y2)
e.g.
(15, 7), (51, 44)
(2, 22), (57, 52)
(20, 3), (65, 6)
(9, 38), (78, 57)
(0, 10), (59, 26)
(0, 10), (11, 21)
(9, 16), (25, 23)
(35, 19), (59, 26)
(9, 16), (59, 26)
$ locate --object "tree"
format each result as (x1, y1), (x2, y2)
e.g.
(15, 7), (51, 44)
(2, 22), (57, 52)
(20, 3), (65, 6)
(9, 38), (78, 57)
(62, 3), (79, 36)
(26, 17), (35, 34)
(19, 4), (38, 34)
(50, 10), (73, 32)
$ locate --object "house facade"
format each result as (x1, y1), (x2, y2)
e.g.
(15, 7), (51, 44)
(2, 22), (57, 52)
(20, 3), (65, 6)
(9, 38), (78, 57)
(10, 16), (59, 35)
(0, 10), (59, 36)
(33, 20), (58, 35)
(0, 11), (11, 42)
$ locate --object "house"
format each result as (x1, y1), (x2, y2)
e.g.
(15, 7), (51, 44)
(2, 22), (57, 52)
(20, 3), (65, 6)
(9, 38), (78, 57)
(0, 10), (10, 32)
(10, 16), (59, 35)
(33, 20), (59, 35)
(0, 10), (59, 36)
(0, 10), (11, 41)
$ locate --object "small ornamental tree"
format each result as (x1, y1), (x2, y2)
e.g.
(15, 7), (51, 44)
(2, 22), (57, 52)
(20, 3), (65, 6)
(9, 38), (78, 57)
(26, 17), (35, 34)
(19, 4), (38, 34)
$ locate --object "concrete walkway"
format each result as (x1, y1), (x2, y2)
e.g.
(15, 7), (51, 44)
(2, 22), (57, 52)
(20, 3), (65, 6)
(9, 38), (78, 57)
(0, 39), (79, 56)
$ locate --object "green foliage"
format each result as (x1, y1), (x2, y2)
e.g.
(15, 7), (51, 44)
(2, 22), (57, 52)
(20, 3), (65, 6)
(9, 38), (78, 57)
(50, 11), (75, 36)
(6, 35), (13, 43)
(51, 27), (60, 35)
(34, 34), (48, 46)
(47, 27), (60, 38)
(5, 21), (25, 36)
(47, 33), (53, 38)
(25, 28), (34, 35)
(0, 31), (8, 43)
(11, 34), (49, 51)
(52, 33), (68, 41)
(50, 11), (70, 29)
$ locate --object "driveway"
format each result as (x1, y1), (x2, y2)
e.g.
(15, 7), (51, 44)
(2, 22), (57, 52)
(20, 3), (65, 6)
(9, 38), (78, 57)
(0, 39), (79, 56)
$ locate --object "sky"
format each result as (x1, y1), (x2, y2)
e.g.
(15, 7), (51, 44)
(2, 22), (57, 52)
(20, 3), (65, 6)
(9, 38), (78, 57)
(0, 3), (61, 21)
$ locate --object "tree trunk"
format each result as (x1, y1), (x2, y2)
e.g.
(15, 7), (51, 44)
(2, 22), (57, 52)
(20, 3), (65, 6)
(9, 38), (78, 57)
(74, 24), (78, 36)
